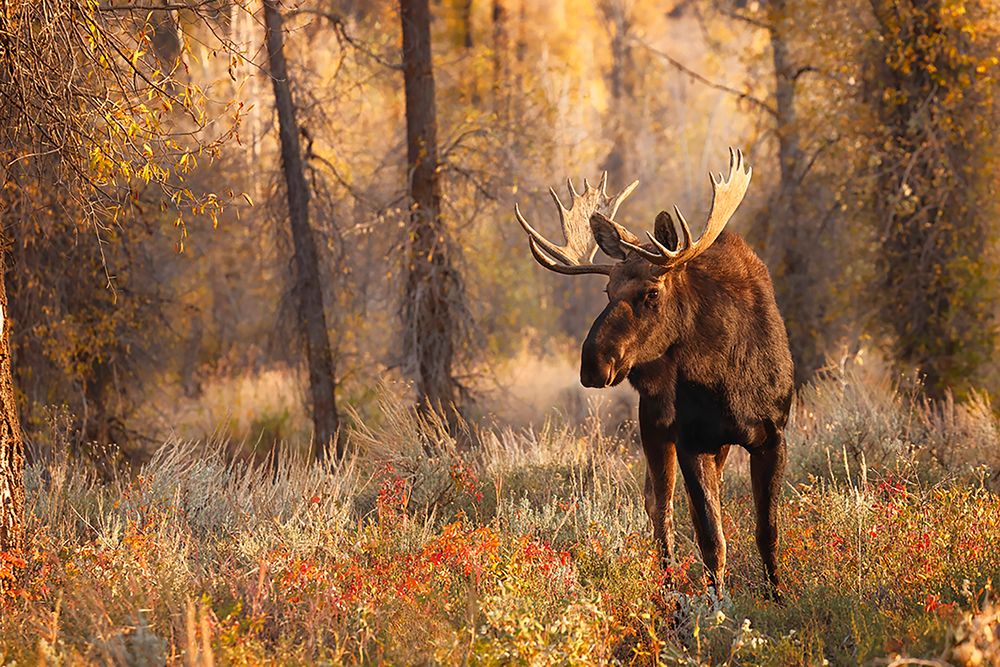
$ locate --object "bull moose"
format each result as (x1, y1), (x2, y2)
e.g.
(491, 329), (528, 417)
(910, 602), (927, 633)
(514, 149), (793, 597)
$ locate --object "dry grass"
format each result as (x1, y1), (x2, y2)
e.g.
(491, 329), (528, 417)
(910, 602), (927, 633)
(2, 354), (999, 665)
(134, 366), (311, 450)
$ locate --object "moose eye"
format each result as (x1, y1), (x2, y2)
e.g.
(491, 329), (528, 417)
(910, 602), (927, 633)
(644, 289), (659, 302)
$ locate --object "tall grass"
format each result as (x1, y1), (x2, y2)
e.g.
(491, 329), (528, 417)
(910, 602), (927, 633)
(1, 355), (998, 665)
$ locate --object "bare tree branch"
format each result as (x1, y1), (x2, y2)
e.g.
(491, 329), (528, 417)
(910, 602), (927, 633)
(633, 38), (778, 117)
(715, 4), (770, 30)
(97, 0), (221, 11)
(287, 8), (403, 71)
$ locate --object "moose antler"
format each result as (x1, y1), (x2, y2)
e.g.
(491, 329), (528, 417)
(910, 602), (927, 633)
(619, 148), (752, 268)
(515, 173), (639, 275)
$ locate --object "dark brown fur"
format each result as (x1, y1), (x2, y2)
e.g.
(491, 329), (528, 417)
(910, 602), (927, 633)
(581, 229), (793, 596)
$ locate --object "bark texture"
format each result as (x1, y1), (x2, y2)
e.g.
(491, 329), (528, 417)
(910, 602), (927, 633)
(0, 246), (25, 555)
(400, 0), (464, 416)
(263, 0), (341, 458)
(598, 0), (635, 190)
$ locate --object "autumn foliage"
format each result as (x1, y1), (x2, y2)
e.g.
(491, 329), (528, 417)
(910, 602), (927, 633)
(1, 368), (999, 664)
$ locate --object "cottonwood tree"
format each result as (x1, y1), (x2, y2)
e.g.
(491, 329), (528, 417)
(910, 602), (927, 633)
(263, 0), (341, 458)
(757, 0), (820, 382)
(400, 0), (469, 417)
(5, 193), (161, 468)
(598, 0), (639, 189)
(866, 0), (1000, 396)
(0, 0), (244, 555)
(702, 0), (829, 382)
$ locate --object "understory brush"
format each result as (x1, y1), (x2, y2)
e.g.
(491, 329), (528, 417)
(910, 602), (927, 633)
(1, 359), (998, 665)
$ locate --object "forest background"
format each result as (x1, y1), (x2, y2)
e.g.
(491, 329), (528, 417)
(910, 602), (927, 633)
(5, 0), (999, 458)
(0, 0), (999, 663)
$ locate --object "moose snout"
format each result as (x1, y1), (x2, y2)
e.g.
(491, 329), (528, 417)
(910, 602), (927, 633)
(580, 349), (630, 388)
(580, 335), (623, 388)
(580, 353), (614, 388)
(581, 303), (629, 388)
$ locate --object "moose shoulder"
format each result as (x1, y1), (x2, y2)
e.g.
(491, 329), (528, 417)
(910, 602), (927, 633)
(514, 149), (793, 597)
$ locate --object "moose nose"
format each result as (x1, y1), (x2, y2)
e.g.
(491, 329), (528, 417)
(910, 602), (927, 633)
(580, 343), (617, 388)
(580, 301), (622, 388)
(580, 360), (612, 388)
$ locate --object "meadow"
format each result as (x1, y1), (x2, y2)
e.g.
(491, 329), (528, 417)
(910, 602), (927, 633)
(1, 357), (998, 666)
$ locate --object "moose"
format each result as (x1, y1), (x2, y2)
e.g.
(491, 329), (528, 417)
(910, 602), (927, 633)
(514, 149), (793, 596)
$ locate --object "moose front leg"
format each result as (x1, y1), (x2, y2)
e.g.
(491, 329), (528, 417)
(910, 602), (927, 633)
(677, 447), (727, 593)
(642, 443), (677, 565)
(639, 397), (677, 567)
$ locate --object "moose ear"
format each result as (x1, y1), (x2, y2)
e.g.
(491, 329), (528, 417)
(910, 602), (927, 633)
(653, 211), (680, 251)
(589, 212), (635, 261)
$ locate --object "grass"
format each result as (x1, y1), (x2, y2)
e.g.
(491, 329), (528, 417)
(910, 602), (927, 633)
(1, 356), (999, 665)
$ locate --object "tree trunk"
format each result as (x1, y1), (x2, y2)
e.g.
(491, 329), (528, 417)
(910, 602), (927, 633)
(149, 0), (182, 66)
(400, 0), (464, 417)
(763, 0), (817, 384)
(599, 1), (634, 190)
(457, 0), (473, 49)
(0, 246), (25, 556)
(263, 0), (341, 459)
(491, 0), (507, 115)
(768, 0), (802, 213)
(491, 0), (516, 165)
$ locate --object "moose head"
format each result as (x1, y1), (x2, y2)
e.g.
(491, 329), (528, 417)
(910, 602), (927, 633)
(516, 149), (752, 390)
(514, 149), (792, 598)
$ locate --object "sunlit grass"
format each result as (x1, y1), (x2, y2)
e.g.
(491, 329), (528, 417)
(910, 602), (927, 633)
(2, 358), (998, 665)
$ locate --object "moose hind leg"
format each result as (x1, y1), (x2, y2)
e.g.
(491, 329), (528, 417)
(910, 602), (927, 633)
(750, 429), (787, 598)
(677, 448), (726, 592)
